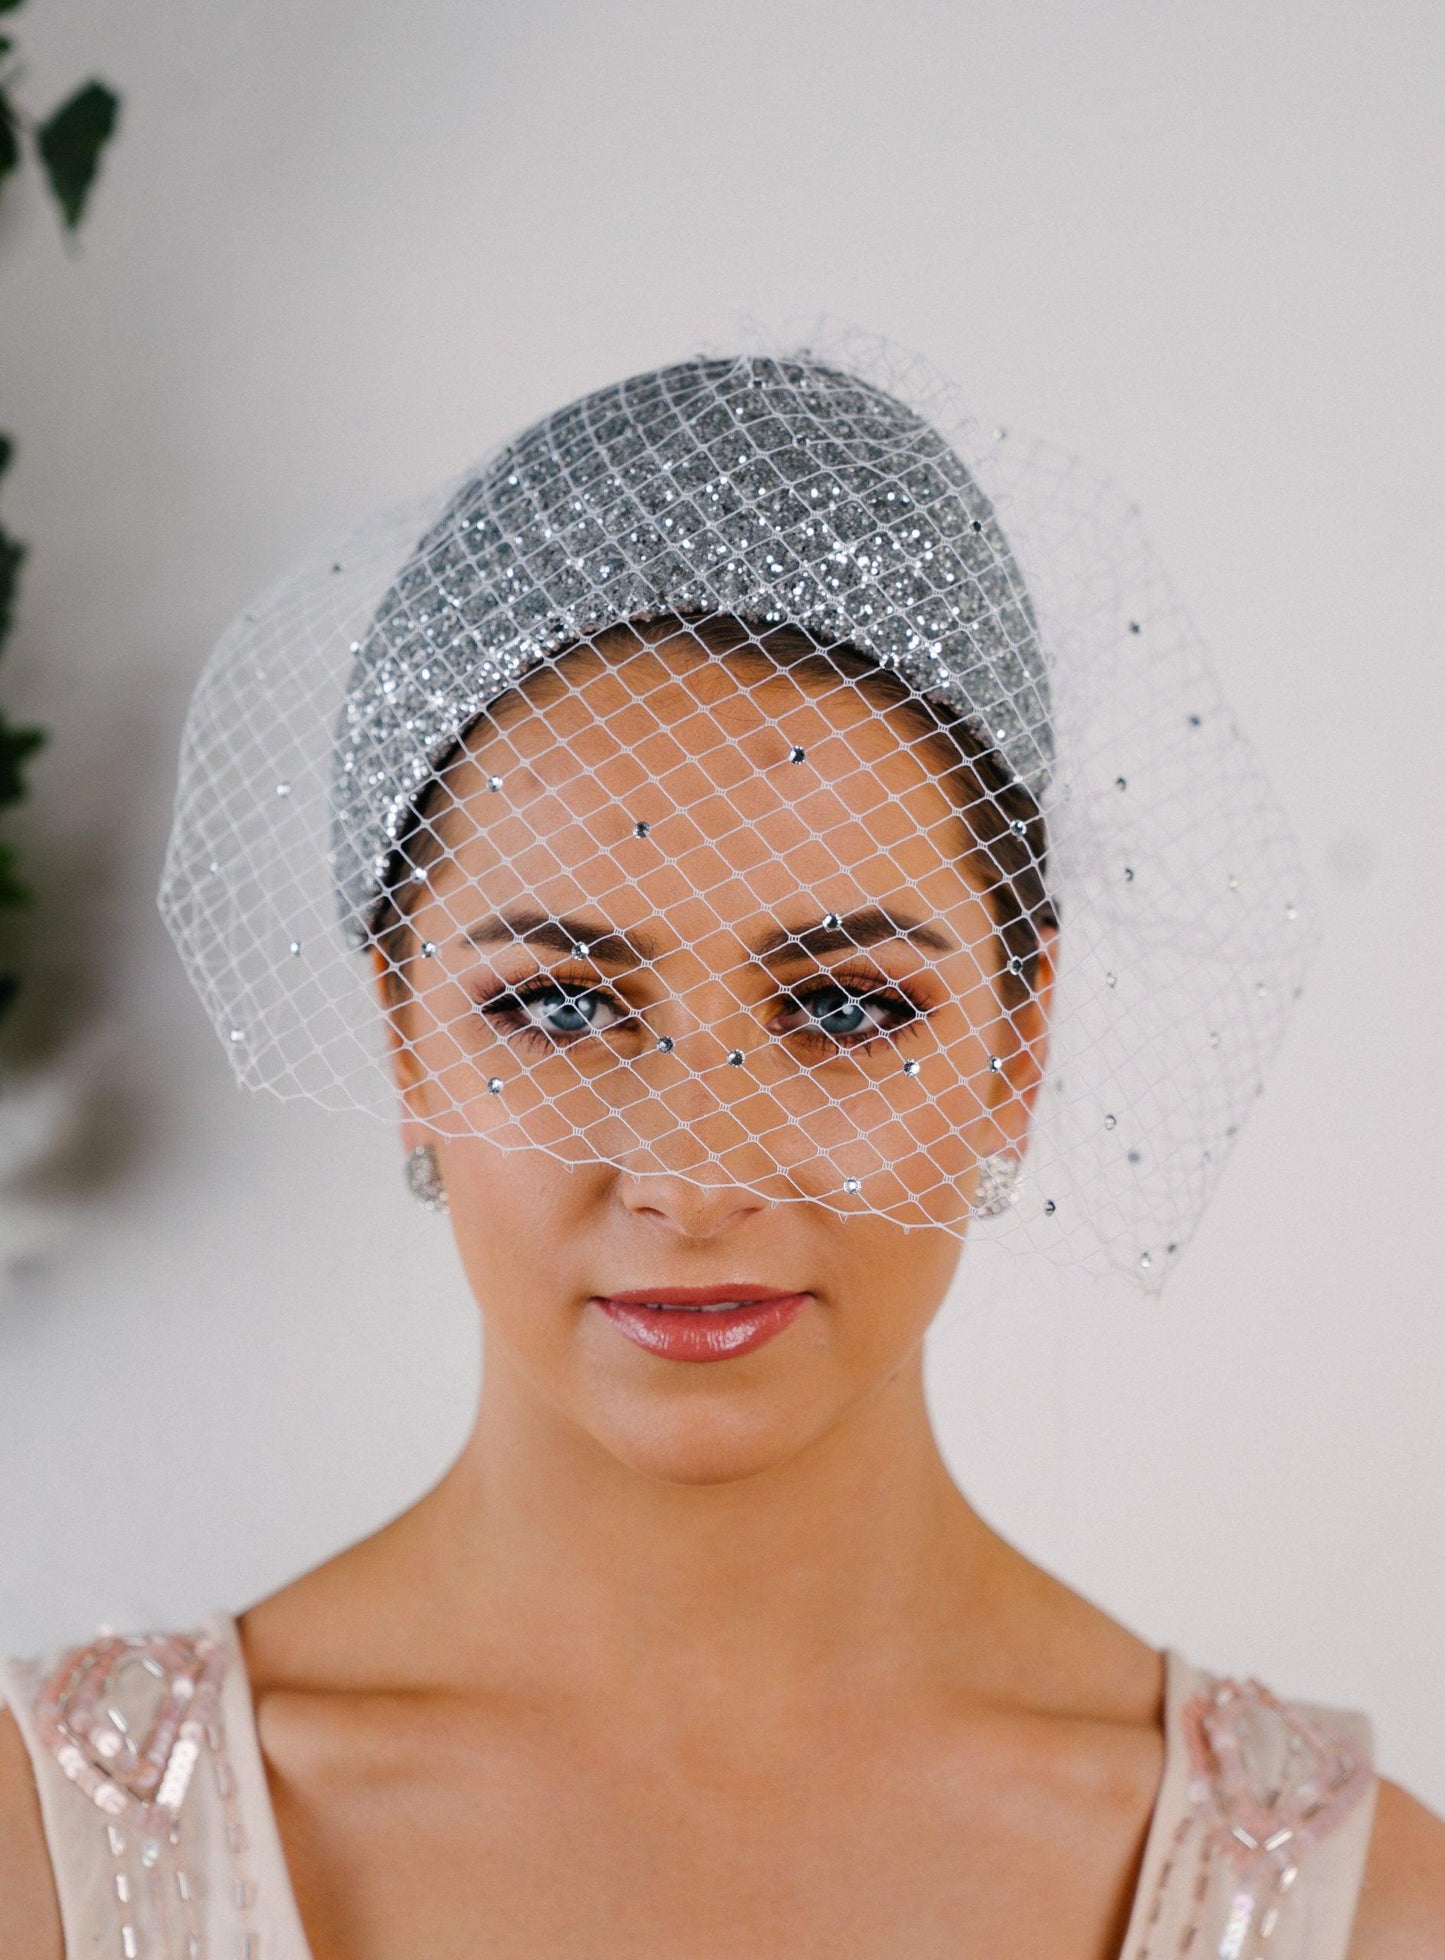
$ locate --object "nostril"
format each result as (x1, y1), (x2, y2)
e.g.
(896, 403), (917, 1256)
(616, 1168), (770, 1237)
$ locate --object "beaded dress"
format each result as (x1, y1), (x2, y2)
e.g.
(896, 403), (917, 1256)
(2, 1608), (1376, 1959)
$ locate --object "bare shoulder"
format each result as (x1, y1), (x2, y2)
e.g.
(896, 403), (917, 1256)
(0, 1701), (64, 1960)
(1347, 1776), (1445, 1959)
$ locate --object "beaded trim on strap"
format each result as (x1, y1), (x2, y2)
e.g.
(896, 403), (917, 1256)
(31, 1627), (262, 1959)
(34, 1630), (227, 1826)
(1133, 1669), (1374, 1959)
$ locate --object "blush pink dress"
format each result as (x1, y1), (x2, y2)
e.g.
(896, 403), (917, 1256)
(1, 1609), (1378, 1958)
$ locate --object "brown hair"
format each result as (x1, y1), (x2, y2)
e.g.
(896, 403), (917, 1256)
(372, 613), (1056, 1008)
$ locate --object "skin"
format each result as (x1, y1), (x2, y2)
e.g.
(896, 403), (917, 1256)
(2, 635), (1442, 1957)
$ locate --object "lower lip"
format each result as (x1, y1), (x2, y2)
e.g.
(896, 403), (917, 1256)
(591, 1295), (810, 1362)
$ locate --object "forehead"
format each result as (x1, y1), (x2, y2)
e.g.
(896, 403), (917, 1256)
(411, 648), (988, 935)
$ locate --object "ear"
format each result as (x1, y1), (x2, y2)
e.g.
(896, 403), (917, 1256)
(986, 924), (1058, 1153)
(369, 944), (432, 1150)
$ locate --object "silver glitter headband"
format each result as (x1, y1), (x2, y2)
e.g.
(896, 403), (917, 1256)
(330, 354), (1054, 947)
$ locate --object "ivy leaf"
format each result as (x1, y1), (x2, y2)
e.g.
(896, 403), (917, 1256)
(0, 0), (29, 15)
(0, 432), (12, 480)
(0, 972), (18, 1021)
(36, 79), (119, 230)
(0, 90), (19, 185)
(0, 711), (44, 807)
(0, 527), (24, 656)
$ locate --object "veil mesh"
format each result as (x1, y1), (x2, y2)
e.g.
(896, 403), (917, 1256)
(158, 332), (1312, 1288)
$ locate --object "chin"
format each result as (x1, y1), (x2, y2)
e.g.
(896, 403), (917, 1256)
(589, 1400), (824, 1489)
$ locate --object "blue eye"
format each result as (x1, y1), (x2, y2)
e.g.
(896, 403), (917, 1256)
(802, 984), (871, 1036)
(532, 987), (607, 1033)
(776, 978), (922, 1045)
(484, 981), (625, 1039)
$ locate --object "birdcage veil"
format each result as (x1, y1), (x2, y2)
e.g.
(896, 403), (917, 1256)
(158, 327), (1313, 1289)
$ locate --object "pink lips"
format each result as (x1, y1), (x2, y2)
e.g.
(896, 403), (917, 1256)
(590, 1285), (811, 1362)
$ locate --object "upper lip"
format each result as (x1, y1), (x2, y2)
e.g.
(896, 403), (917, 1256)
(594, 1285), (807, 1307)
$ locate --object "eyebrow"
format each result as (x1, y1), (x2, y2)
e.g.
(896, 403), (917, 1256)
(753, 908), (958, 967)
(460, 904), (957, 967)
(461, 909), (659, 966)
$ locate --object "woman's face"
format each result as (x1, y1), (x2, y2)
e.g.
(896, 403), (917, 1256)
(377, 637), (1052, 1484)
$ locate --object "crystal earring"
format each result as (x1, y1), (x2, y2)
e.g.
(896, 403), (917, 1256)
(404, 1141), (448, 1213)
(972, 1150), (1023, 1219)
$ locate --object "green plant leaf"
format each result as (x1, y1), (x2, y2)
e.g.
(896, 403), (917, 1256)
(36, 79), (119, 229)
(0, 711), (44, 807)
(0, 527), (24, 655)
(0, 971), (19, 1022)
(0, 0), (29, 16)
(0, 91), (20, 183)
(0, 432), (12, 480)
(0, 840), (33, 908)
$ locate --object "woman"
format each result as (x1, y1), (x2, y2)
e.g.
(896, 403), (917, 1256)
(2, 347), (1440, 1956)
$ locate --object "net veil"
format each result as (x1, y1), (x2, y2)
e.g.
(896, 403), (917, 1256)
(159, 332), (1312, 1288)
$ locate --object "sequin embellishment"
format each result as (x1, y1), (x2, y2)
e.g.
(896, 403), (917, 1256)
(34, 1629), (229, 1826)
(32, 1627), (258, 1958)
(1131, 1671), (1373, 1958)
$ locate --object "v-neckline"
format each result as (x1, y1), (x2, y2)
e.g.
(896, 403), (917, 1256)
(206, 1609), (1186, 1960)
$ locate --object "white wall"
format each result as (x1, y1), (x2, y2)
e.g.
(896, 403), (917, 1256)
(1, 0), (1441, 1808)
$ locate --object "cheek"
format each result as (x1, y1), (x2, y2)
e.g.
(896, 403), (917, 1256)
(389, 972), (518, 1128)
(440, 1139), (600, 1311)
(854, 1223), (956, 1332)
(824, 1224), (961, 1366)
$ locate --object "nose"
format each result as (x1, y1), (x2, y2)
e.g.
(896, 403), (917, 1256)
(616, 1164), (769, 1240)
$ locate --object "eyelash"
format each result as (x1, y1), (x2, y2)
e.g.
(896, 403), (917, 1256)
(472, 962), (933, 1057)
(474, 969), (632, 1053)
(775, 964), (931, 1055)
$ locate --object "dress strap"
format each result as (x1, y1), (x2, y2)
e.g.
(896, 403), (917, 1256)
(1121, 1650), (1377, 1960)
(0, 1614), (305, 1958)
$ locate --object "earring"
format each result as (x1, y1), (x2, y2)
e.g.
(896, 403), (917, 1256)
(972, 1150), (1023, 1219)
(404, 1141), (448, 1213)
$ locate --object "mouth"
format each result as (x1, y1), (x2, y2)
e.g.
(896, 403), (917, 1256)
(589, 1285), (811, 1361)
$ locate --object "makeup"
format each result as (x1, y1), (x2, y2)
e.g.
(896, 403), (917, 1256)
(590, 1285), (810, 1362)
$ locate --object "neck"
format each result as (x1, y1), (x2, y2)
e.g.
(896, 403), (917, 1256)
(377, 1332), (1019, 1714)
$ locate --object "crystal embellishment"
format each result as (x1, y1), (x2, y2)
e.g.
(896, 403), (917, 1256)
(33, 1631), (230, 1829)
(1183, 1675), (1370, 1855)
(1178, 1673), (1373, 1954)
